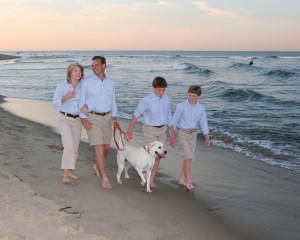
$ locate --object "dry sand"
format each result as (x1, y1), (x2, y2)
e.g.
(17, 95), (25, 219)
(0, 96), (244, 240)
(1, 95), (300, 240)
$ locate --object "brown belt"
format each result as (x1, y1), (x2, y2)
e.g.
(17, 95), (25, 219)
(153, 125), (165, 128)
(89, 111), (110, 116)
(60, 111), (79, 118)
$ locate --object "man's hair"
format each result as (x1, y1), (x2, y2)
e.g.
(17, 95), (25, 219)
(152, 76), (168, 88)
(188, 85), (202, 96)
(92, 56), (106, 65)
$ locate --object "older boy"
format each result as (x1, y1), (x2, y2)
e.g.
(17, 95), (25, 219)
(124, 76), (175, 188)
(173, 85), (211, 191)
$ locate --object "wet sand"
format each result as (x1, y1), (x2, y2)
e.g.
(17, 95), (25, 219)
(1, 95), (300, 240)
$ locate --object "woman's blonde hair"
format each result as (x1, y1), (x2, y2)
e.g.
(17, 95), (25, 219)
(66, 63), (84, 82)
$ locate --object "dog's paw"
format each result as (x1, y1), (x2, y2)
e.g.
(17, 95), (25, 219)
(117, 180), (123, 184)
(141, 181), (146, 186)
(146, 189), (152, 193)
(125, 174), (130, 179)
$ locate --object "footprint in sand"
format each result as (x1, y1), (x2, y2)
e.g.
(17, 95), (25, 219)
(47, 144), (63, 152)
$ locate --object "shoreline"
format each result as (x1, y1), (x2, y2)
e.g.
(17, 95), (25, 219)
(1, 95), (300, 239)
(0, 95), (245, 240)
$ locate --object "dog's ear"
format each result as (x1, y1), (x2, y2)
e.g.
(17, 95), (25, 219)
(145, 143), (153, 153)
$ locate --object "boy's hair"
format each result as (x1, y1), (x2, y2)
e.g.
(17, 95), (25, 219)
(188, 85), (202, 96)
(152, 76), (168, 88)
(92, 56), (106, 65)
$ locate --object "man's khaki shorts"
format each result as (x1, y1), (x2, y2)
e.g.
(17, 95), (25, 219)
(176, 129), (198, 160)
(86, 112), (112, 145)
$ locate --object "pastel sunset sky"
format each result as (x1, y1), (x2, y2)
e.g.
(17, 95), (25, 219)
(1, 0), (299, 51)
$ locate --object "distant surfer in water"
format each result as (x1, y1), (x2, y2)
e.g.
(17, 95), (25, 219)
(249, 60), (253, 66)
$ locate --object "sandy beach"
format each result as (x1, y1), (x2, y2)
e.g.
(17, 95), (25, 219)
(1, 96), (300, 240)
(0, 96), (246, 240)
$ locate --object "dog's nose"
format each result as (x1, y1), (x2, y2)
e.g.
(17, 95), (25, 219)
(164, 151), (167, 154)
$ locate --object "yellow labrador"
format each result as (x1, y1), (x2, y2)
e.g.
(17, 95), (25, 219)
(116, 138), (166, 193)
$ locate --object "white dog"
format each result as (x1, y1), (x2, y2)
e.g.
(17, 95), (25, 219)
(116, 137), (167, 192)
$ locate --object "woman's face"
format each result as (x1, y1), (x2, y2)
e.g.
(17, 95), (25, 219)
(70, 66), (82, 81)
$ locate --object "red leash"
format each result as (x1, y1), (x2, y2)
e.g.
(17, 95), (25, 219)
(113, 121), (125, 150)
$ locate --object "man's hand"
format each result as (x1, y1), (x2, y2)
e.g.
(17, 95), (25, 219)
(81, 118), (92, 130)
(81, 104), (88, 114)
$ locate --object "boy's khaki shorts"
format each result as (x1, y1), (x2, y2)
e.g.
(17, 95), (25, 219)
(176, 129), (198, 160)
(142, 124), (167, 145)
(86, 112), (112, 145)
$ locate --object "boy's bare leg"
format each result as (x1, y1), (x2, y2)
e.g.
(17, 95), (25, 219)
(183, 158), (194, 190)
(150, 157), (160, 188)
(95, 144), (112, 189)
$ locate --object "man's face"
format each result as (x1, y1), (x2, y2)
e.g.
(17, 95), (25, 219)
(92, 59), (105, 75)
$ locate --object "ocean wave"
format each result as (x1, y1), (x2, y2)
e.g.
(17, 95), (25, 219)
(228, 62), (262, 70)
(173, 61), (212, 75)
(0, 59), (18, 66)
(212, 138), (300, 172)
(265, 55), (278, 59)
(263, 69), (299, 78)
(229, 56), (257, 60)
(220, 88), (266, 102)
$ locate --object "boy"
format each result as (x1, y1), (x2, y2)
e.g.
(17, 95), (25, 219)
(124, 76), (175, 188)
(173, 85), (211, 191)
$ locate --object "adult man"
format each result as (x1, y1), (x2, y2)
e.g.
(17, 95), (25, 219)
(80, 56), (118, 189)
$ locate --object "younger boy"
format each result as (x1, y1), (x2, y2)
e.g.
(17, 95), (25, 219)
(173, 85), (211, 191)
(124, 76), (175, 188)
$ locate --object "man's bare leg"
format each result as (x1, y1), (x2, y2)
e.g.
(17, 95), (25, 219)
(178, 161), (186, 186)
(95, 144), (112, 189)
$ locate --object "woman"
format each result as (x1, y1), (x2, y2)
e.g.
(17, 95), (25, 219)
(53, 63), (84, 184)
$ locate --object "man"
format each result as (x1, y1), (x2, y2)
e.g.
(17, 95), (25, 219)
(80, 56), (118, 189)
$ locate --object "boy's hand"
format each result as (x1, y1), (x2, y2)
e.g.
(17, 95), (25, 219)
(124, 132), (132, 141)
(205, 135), (211, 146)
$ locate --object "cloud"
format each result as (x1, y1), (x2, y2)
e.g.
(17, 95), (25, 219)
(194, 1), (250, 23)
(158, 0), (175, 6)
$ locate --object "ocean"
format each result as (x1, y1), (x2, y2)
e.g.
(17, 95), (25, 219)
(1, 50), (300, 173)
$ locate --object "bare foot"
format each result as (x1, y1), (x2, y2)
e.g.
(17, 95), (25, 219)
(150, 182), (158, 189)
(178, 180), (186, 187)
(186, 183), (195, 191)
(63, 176), (70, 184)
(93, 164), (101, 179)
(102, 179), (112, 190)
(68, 173), (80, 180)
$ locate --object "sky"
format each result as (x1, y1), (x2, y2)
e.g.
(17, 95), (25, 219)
(1, 0), (300, 51)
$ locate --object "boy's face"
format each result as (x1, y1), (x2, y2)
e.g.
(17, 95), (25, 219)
(153, 87), (166, 97)
(188, 92), (199, 105)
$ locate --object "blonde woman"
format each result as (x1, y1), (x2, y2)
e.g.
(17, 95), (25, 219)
(53, 63), (84, 184)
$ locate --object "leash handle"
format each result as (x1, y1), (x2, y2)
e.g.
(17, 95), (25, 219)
(113, 121), (144, 149)
(113, 121), (125, 150)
